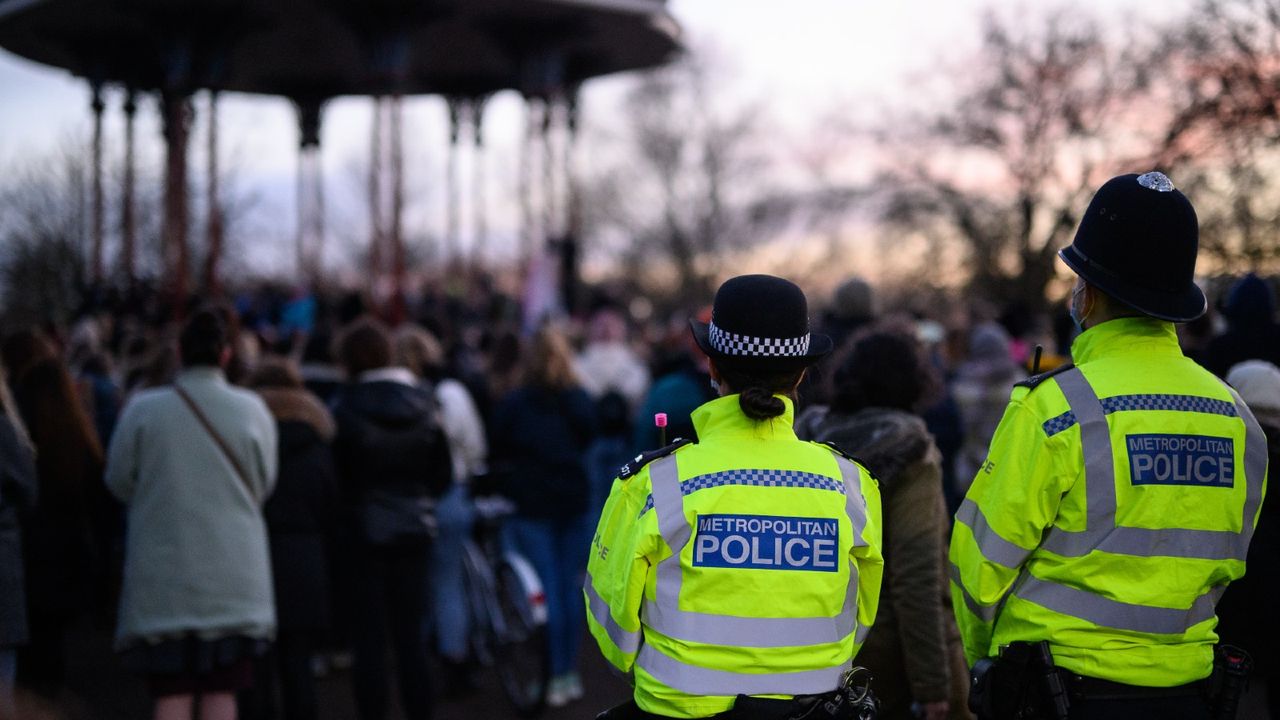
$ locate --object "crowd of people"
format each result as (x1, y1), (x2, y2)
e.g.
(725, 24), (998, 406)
(0, 265), (1278, 720)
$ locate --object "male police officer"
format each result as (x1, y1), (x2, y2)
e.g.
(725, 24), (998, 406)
(585, 274), (884, 720)
(949, 172), (1268, 720)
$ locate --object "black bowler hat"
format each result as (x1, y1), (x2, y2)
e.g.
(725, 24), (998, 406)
(1059, 171), (1207, 322)
(690, 274), (833, 368)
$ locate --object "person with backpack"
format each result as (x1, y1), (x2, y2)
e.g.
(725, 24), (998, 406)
(393, 325), (487, 693)
(330, 317), (453, 720)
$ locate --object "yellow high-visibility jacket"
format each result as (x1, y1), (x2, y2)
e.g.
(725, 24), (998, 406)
(950, 317), (1268, 686)
(585, 394), (884, 718)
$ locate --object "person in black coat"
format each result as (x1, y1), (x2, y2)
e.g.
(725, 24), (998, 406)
(242, 358), (339, 720)
(1204, 273), (1280, 378)
(1215, 361), (1280, 719)
(0, 371), (36, 716)
(330, 318), (452, 720)
(489, 327), (596, 707)
(12, 357), (105, 701)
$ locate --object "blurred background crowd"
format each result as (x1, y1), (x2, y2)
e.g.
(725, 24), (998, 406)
(5, 0), (1280, 718)
(0, 267), (1277, 720)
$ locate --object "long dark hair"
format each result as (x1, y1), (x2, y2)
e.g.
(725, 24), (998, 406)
(830, 325), (938, 415)
(17, 357), (104, 506)
(2, 328), (56, 383)
(715, 360), (807, 421)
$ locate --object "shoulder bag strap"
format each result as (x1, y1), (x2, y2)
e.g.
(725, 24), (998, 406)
(174, 383), (255, 497)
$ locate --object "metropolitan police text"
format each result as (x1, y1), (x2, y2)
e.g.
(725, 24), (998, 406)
(693, 514), (840, 572)
(1125, 433), (1235, 488)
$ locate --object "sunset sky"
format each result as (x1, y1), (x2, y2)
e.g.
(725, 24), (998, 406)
(0, 0), (1192, 274)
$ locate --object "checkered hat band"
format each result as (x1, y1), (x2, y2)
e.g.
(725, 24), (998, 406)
(709, 321), (811, 357)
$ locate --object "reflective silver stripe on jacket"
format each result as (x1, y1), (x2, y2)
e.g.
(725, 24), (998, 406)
(1041, 524), (1246, 561)
(585, 574), (642, 654)
(1037, 368), (1115, 558)
(1054, 370), (1116, 533)
(955, 498), (1032, 569)
(1011, 367), (1265, 634)
(1016, 576), (1224, 635)
(637, 644), (850, 696)
(832, 454), (872, 645)
(636, 451), (869, 693)
(949, 562), (1000, 623)
(647, 455), (689, 644)
(1227, 385), (1268, 550)
(834, 456), (871, 550)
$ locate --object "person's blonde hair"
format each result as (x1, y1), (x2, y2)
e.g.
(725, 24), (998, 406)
(248, 356), (304, 389)
(393, 325), (446, 379)
(526, 327), (579, 392)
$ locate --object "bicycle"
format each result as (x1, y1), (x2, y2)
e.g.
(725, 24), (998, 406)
(461, 493), (551, 717)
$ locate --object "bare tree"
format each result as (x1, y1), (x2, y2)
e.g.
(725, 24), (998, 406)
(0, 142), (94, 324)
(581, 49), (772, 305)
(0, 124), (263, 325)
(1153, 0), (1280, 271)
(871, 10), (1154, 310)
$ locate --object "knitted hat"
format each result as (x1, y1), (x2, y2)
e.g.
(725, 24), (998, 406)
(1227, 360), (1280, 428)
(829, 276), (876, 323)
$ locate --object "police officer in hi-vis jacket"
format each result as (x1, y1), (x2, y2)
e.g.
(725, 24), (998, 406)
(950, 172), (1268, 720)
(586, 274), (885, 720)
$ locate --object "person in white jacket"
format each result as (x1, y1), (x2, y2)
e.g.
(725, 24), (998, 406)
(574, 307), (650, 517)
(574, 308), (649, 411)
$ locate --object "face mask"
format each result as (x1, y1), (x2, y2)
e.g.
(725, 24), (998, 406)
(1070, 282), (1089, 332)
(710, 378), (721, 394)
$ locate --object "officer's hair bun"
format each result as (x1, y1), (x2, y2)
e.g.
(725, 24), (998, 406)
(716, 361), (803, 421)
(739, 385), (786, 420)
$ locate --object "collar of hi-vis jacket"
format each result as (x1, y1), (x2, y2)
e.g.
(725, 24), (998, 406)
(691, 393), (798, 443)
(1071, 316), (1184, 366)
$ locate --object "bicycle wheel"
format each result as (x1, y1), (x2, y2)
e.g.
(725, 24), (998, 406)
(460, 539), (497, 666)
(492, 552), (550, 717)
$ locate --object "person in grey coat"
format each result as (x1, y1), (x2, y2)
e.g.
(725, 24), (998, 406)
(0, 365), (36, 718)
(105, 309), (278, 720)
(951, 321), (1023, 498)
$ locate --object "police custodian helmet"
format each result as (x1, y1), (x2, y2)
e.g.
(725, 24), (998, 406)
(1058, 171), (1208, 323)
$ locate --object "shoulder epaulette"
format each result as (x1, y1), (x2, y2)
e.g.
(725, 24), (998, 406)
(1014, 362), (1075, 392)
(811, 440), (880, 483)
(618, 437), (695, 480)
(813, 439), (859, 464)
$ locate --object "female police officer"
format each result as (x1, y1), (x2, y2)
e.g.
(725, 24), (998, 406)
(585, 274), (885, 720)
